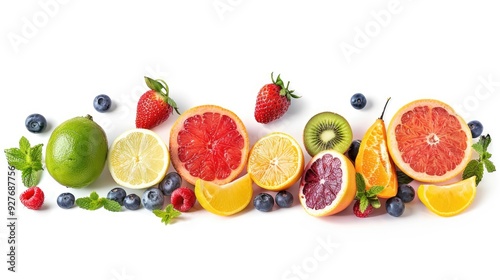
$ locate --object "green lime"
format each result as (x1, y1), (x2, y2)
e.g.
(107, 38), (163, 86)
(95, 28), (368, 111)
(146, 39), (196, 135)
(45, 115), (108, 188)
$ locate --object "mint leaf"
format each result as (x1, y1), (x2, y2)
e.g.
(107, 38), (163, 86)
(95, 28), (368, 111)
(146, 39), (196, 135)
(359, 196), (369, 213)
(484, 159), (496, 173)
(89, 191), (99, 201)
(4, 148), (30, 170)
(369, 197), (381, 209)
(31, 144), (43, 163)
(76, 197), (94, 210)
(19, 136), (30, 154)
(4, 137), (44, 187)
(102, 199), (122, 212)
(397, 170), (413, 184)
(76, 193), (104, 210)
(153, 204), (181, 225)
(463, 134), (495, 186)
(355, 172), (366, 195)
(22, 169), (41, 188)
(367, 186), (385, 197)
(462, 159), (483, 185)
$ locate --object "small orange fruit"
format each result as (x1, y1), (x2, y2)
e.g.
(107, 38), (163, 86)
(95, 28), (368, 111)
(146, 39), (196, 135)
(299, 150), (356, 217)
(418, 176), (476, 217)
(355, 98), (398, 198)
(247, 132), (304, 191)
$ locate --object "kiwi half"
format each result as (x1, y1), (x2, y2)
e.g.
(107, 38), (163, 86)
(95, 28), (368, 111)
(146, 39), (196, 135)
(303, 112), (353, 157)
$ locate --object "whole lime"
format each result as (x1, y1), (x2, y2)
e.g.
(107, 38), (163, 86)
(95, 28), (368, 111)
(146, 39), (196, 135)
(45, 115), (108, 188)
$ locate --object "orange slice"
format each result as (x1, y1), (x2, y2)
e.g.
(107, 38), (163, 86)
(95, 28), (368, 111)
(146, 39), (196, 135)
(194, 174), (253, 216)
(169, 105), (249, 185)
(387, 99), (472, 183)
(355, 99), (398, 198)
(247, 132), (304, 191)
(417, 176), (477, 217)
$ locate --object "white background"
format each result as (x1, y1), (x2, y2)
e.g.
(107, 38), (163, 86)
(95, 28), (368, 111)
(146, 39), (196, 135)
(1, 1), (500, 280)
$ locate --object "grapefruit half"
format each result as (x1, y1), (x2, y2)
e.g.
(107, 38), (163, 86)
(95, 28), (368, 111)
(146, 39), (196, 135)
(169, 105), (250, 185)
(299, 150), (356, 217)
(387, 99), (472, 183)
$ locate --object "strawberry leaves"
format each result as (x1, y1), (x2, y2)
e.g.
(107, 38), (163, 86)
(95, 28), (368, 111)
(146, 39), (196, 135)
(462, 134), (496, 185)
(355, 173), (384, 213)
(144, 76), (180, 115)
(271, 72), (300, 101)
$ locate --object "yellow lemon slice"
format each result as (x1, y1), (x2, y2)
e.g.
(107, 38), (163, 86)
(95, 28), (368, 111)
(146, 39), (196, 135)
(195, 174), (253, 216)
(418, 176), (477, 217)
(108, 129), (169, 189)
(247, 132), (304, 191)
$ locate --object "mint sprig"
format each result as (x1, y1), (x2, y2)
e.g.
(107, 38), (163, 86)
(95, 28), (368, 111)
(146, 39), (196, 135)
(462, 134), (496, 185)
(355, 172), (384, 213)
(396, 170), (413, 185)
(4, 136), (44, 187)
(76, 191), (122, 212)
(153, 204), (181, 225)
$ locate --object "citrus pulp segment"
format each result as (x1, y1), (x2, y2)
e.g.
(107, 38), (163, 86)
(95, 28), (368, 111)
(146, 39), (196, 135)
(354, 117), (398, 198)
(195, 174), (253, 216)
(299, 150), (356, 217)
(169, 105), (249, 185)
(387, 99), (472, 183)
(108, 128), (170, 189)
(247, 132), (304, 191)
(417, 176), (477, 217)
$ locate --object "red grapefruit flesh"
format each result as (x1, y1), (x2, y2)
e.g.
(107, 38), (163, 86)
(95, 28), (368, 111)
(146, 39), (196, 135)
(387, 99), (472, 183)
(169, 105), (249, 185)
(299, 150), (356, 217)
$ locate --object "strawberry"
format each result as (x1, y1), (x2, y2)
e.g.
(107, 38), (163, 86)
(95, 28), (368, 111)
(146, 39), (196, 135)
(254, 72), (300, 124)
(353, 173), (384, 218)
(135, 77), (180, 129)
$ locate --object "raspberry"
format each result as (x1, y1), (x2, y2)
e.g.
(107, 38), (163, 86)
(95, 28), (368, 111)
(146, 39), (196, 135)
(170, 187), (196, 212)
(353, 200), (373, 218)
(20, 186), (45, 210)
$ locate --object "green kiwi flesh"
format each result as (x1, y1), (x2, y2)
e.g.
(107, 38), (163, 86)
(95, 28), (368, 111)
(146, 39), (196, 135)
(303, 112), (353, 157)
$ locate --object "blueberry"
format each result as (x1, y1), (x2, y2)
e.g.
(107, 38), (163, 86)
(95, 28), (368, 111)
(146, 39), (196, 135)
(467, 120), (483, 138)
(347, 139), (361, 162)
(57, 193), (75, 209)
(254, 193), (274, 212)
(386, 197), (405, 217)
(123, 194), (141, 210)
(158, 172), (182, 196)
(142, 187), (164, 211)
(25, 113), (47, 133)
(93, 94), (112, 112)
(275, 190), (293, 208)
(107, 187), (127, 205)
(396, 184), (415, 203)
(350, 93), (367, 110)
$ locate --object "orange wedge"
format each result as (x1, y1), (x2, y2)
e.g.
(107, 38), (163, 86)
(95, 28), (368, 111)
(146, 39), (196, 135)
(418, 176), (477, 217)
(247, 132), (304, 191)
(194, 174), (253, 216)
(355, 98), (398, 198)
